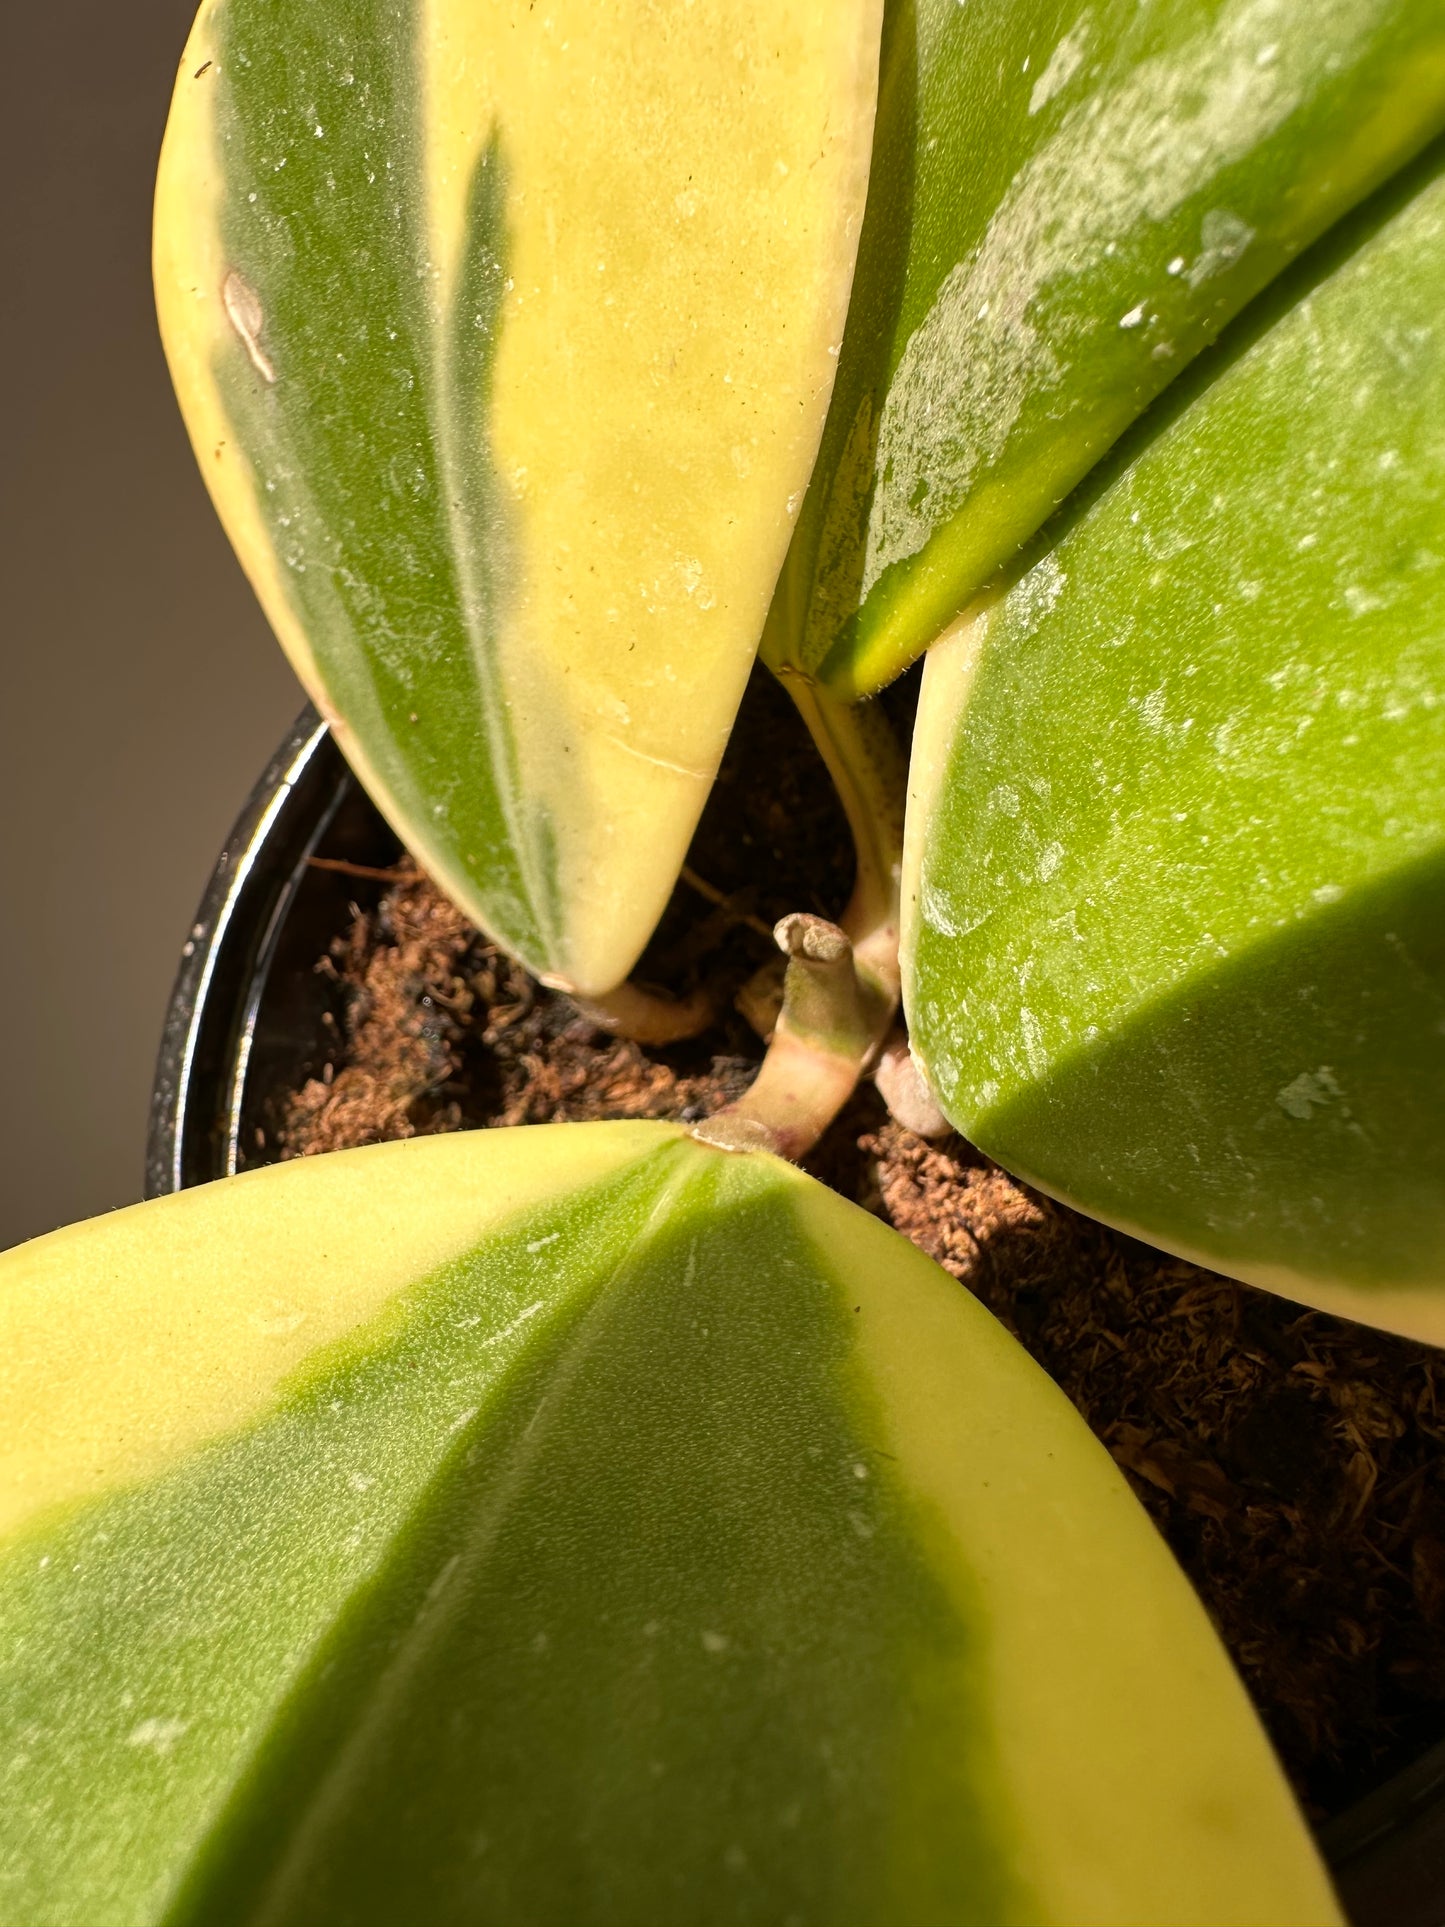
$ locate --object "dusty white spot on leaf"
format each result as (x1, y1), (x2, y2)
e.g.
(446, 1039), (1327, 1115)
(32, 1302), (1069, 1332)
(1344, 584), (1386, 616)
(480, 1301), (546, 1348)
(1184, 208), (1256, 287)
(1277, 1067), (1342, 1120)
(1029, 11), (1093, 115)
(249, 1301), (306, 1337)
(1012, 552), (1068, 629)
(126, 1718), (188, 1757)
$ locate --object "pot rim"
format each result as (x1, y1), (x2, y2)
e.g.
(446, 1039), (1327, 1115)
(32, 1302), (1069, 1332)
(145, 704), (339, 1200)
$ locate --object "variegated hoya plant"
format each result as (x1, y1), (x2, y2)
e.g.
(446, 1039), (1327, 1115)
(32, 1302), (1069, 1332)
(3, 0), (1444, 1920)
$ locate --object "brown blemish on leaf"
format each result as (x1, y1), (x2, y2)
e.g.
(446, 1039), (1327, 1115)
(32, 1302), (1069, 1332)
(222, 269), (276, 384)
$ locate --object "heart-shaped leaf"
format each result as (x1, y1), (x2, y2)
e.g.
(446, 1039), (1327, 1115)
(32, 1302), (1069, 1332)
(767, 0), (1445, 699)
(903, 149), (1445, 1341)
(155, 0), (882, 994)
(0, 1125), (1336, 1924)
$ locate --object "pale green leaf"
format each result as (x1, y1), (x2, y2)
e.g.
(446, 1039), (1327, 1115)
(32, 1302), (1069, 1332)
(903, 150), (1445, 1341)
(766, 0), (1445, 698)
(0, 1125), (1336, 1924)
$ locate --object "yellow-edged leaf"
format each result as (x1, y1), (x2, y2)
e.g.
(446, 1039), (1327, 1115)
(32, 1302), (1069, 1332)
(155, 0), (882, 992)
(0, 1124), (1338, 1925)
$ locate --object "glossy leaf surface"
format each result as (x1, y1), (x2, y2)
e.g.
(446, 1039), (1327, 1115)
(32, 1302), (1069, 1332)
(765, 0), (1445, 699)
(904, 152), (1445, 1343)
(154, 0), (881, 994)
(0, 1125), (1336, 1926)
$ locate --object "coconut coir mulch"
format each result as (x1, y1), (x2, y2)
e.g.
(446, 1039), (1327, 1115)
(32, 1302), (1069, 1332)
(276, 666), (1445, 1822)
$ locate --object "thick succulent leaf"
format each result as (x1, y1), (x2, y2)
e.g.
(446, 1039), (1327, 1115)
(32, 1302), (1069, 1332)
(153, 0), (881, 995)
(0, 1124), (1336, 1926)
(765, 0), (1445, 699)
(903, 149), (1445, 1343)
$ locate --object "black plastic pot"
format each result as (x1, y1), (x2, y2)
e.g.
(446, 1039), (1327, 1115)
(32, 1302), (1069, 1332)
(146, 707), (401, 1197)
(146, 712), (1445, 1927)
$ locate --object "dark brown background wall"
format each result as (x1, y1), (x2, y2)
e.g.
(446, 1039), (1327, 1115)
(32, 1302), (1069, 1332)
(0, 0), (301, 1250)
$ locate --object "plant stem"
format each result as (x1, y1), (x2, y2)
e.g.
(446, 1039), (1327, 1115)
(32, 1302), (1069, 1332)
(695, 672), (908, 1161)
(775, 668), (906, 1000)
(693, 913), (883, 1159)
(572, 980), (716, 1046)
